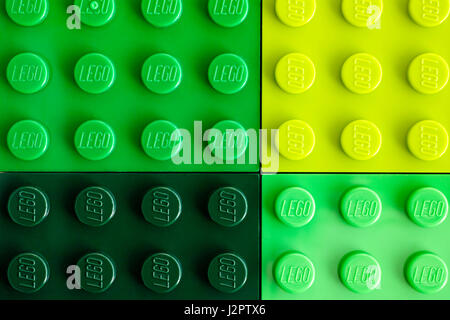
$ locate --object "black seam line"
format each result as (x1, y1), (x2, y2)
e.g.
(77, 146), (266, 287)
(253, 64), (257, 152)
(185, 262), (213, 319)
(261, 171), (450, 175)
(258, 0), (263, 301)
(0, 171), (261, 174)
(259, 0), (263, 177)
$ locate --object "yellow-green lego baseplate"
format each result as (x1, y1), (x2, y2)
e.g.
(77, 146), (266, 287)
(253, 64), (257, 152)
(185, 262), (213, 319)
(262, 0), (450, 173)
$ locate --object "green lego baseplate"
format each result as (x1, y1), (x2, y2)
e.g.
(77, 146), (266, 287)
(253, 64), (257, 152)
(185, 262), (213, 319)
(0, 172), (260, 299)
(0, 0), (260, 172)
(262, 174), (450, 299)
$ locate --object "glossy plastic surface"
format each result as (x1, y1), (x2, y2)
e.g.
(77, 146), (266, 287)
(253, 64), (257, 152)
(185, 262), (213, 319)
(0, 172), (259, 300)
(0, 0), (260, 172)
(262, 174), (450, 299)
(262, 0), (450, 172)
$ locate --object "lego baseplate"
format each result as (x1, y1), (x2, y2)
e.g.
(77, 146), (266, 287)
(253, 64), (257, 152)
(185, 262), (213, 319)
(262, 173), (450, 299)
(0, 172), (260, 300)
(0, 0), (261, 172)
(262, 0), (450, 173)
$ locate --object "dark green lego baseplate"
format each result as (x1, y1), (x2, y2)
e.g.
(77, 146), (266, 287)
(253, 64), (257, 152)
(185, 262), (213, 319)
(262, 174), (450, 300)
(0, 172), (260, 299)
(0, 0), (260, 172)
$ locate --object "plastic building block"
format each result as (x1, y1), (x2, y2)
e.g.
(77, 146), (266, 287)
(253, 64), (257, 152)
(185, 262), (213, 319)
(0, 172), (259, 299)
(0, 0), (260, 172)
(262, 0), (450, 172)
(262, 174), (450, 299)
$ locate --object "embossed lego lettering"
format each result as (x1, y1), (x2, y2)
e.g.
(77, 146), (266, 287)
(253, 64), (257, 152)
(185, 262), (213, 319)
(420, 58), (439, 89)
(80, 0), (111, 15)
(353, 57), (372, 89)
(419, 124), (439, 156)
(9, 0), (43, 15)
(422, 0), (440, 22)
(10, 131), (44, 150)
(218, 257), (237, 288)
(85, 257), (104, 289)
(218, 190), (237, 222)
(352, 124), (372, 156)
(18, 257), (37, 289)
(146, 65), (178, 82)
(145, 0), (178, 15)
(152, 190), (170, 222)
(212, 64), (245, 82)
(413, 265), (446, 285)
(85, 191), (104, 222)
(145, 131), (179, 149)
(353, 0), (373, 22)
(279, 265), (311, 284)
(346, 200), (378, 217)
(345, 265), (378, 285)
(413, 200), (446, 217)
(152, 257), (170, 288)
(286, 124), (306, 156)
(287, 57), (306, 90)
(78, 64), (112, 82)
(287, 0), (306, 22)
(212, 0), (245, 15)
(10, 64), (43, 82)
(77, 131), (113, 149)
(280, 199), (312, 217)
(18, 190), (37, 222)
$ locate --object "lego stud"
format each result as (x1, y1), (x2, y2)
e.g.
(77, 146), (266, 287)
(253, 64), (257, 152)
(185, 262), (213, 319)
(74, 0), (116, 27)
(206, 120), (249, 161)
(8, 252), (50, 293)
(74, 53), (116, 94)
(341, 53), (382, 94)
(276, 120), (315, 161)
(339, 251), (381, 294)
(142, 253), (182, 293)
(7, 53), (50, 94)
(275, 53), (315, 94)
(274, 251), (315, 293)
(208, 253), (248, 293)
(141, 0), (182, 27)
(275, 187), (315, 228)
(141, 120), (183, 161)
(409, 0), (450, 27)
(141, 53), (182, 94)
(7, 120), (49, 161)
(8, 186), (50, 227)
(74, 120), (116, 161)
(340, 187), (382, 228)
(407, 120), (448, 161)
(341, 120), (382, 161)
(75, 186), (116, 227)
(406, 187), (448, 228)
(6, 0), (49, 26)
(142, 187), (182, 227)
(208, 54), (249, 94)
(77, 252), (116, 293)
(405, 251), (448, 294)
(408, 53), (449, 94)
(341, 0), (383, 28)
(208, 0), (249, 28)
(275, 0), (316, 27)
(208, 187), (248, 227)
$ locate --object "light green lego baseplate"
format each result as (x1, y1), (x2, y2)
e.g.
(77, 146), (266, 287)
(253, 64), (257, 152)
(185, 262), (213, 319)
(262, 174), (450, 299)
